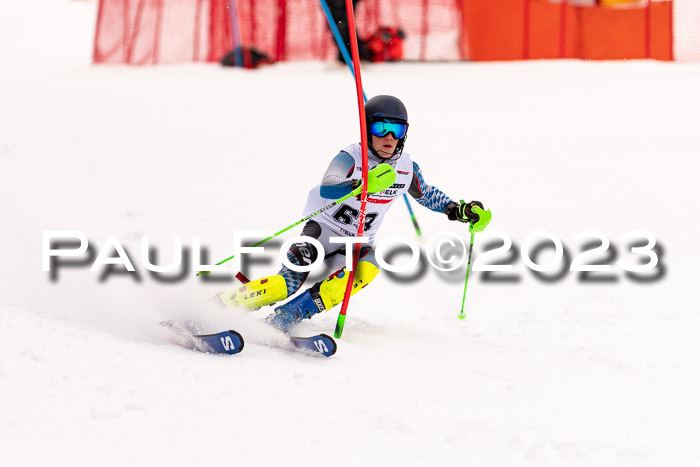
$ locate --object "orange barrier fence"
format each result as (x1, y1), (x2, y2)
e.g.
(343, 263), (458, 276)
(461, 0), (673, 61)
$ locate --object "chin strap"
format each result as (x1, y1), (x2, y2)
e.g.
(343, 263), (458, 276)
(368, 145), (402, 162)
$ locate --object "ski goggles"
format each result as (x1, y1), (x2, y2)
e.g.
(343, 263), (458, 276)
(369, 119), (408, 139)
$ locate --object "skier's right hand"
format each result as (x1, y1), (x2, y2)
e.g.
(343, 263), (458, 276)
(352, 179), (362, 200)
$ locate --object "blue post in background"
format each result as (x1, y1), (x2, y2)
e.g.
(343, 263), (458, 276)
(228, 0), (242, 66)
(318, 0), (367, 102)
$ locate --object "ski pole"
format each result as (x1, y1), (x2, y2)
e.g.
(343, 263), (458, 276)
(196, 163), (396, 276)
(318, 0), (422, 240)
(402, 194), (422, 238)
(458, 229), (476, 319)
(458, 203), (492, 319)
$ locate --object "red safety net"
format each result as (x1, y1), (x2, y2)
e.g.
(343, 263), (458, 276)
(93, 0), (464, 65)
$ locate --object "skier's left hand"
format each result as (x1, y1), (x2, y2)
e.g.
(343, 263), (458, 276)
(446, 200), (484, 224)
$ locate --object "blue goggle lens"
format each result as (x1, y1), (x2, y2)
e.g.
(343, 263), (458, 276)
(369, 120), (408, 139)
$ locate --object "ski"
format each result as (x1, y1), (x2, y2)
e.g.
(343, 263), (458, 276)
(161, 320), (335, 357)
(161, 321), (244, 355)
(288, 333), (337, 357)
(193, 330), (244, 355)
(187, 330), (334, 357)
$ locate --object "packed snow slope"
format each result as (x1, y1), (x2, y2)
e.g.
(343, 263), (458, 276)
(1, 1), (700, 466)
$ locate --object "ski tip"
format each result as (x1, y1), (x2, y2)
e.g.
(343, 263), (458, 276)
(228, 330), (245, 353)
(194, 330), (245, 355)
(289, 333), (337, 357)
(318, 334), (338, 357)
(319, 333), (336, 343)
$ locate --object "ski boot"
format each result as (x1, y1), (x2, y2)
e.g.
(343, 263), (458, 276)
(266, 261), (380, 333)
(266, 285), (325, 333)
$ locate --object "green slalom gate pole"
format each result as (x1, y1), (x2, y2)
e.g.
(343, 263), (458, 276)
(458, 203), (492, 319)
(196, 164), (396, 276)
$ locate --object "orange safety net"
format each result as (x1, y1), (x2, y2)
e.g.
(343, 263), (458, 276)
(461, 0), (673, 61)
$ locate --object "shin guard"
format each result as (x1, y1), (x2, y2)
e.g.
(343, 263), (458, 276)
(315, 261), (380, 311)
(219, 274), (289, 310)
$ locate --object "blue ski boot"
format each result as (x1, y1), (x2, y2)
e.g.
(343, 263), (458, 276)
(266, 285), (325, 334)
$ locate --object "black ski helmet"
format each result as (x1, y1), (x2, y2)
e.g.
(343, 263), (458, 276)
(365, 95), (409, 156)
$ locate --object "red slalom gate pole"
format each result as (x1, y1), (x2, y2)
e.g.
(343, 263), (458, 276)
(334, 0), (368, 339)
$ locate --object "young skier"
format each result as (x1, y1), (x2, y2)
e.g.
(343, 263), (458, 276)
(219, 95), (484, 332)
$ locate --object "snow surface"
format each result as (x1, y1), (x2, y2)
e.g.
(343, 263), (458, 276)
(1, 1), (700, 466)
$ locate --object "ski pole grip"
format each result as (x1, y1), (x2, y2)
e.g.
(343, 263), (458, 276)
(458, 199), (491, 233)
(469, 206), (492, 233)
(366, 163), (396, 193)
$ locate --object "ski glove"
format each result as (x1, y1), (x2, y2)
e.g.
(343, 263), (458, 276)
(446, 200), (484, 224)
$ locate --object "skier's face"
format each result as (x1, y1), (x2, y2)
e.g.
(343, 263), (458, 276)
(371, 133), (399, 158)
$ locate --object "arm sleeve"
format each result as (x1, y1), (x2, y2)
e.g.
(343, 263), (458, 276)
(408, 161), (454, 213)
(319, 151), (357, 199)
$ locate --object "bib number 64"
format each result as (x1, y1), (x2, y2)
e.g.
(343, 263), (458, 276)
(332, 204), (378, 230)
